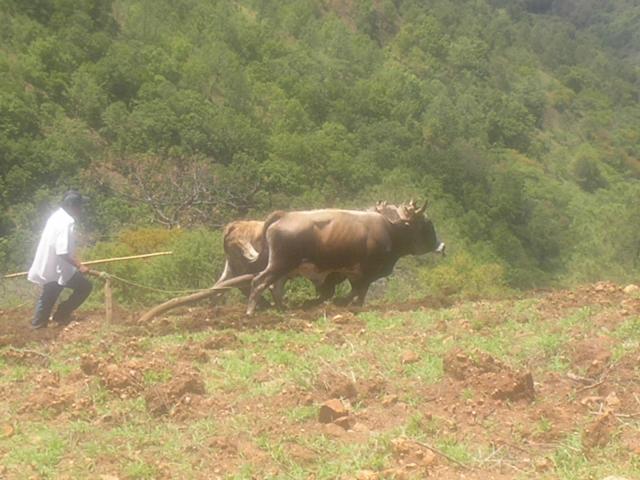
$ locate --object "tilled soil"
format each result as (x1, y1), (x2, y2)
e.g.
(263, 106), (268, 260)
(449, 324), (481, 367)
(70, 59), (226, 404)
(0, 282), (639, 479)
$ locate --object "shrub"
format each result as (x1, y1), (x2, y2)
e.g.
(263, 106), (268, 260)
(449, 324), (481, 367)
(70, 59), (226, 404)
(82, 228), (224, 306)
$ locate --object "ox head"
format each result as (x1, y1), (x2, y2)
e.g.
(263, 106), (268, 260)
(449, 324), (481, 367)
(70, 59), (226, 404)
(376, 199), (445, 256)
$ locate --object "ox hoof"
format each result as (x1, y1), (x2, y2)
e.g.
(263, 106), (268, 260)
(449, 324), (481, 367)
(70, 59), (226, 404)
(332, 297), (351, 307)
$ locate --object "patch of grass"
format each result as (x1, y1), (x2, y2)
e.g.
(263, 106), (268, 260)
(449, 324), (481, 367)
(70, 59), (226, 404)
(143, 368), (173, 385)
(400, 413), (447, 443)
(210, 351), (262, 393)
(549, 430), (640, 480)
(288, 432), (393, 478)
(48, 358), (75, 377)
(536, 416), (553, 435)
(0, 363), (31, 383)
(461, 387), (475, 401)
(403, 354), (444, 384)
(255, 434), (293, 468)
(358, 311), (406, 331)
(611, 316), (640, 361)
(435, 437), (473, 464)
(2, 423), (68, 477)
(123, 459), (159, 479)
(287, 405), (317, 423)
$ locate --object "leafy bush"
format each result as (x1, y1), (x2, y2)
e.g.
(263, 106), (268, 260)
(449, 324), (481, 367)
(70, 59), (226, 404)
(418, 251), (509, 300)
(83, 228), (224, 306)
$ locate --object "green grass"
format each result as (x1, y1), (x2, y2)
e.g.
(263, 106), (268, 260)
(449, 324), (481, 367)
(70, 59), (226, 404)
(611, 316), (640, 361)
(1, 290), (638, 479)
(2, 423), (68, 477)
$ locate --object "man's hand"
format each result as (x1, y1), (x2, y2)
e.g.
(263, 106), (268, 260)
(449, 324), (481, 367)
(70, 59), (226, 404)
(59, 254), (89, 273)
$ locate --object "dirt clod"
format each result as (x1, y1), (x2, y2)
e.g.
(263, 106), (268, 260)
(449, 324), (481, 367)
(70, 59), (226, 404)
(144, 371), (206, 416)
(491, 371), (535, 402)
(80, 353), (101, 375)
(391, 438), (437, 469)
(400, 351), (420, 365)
(583, 412), (615, 449)
(444, 348), (535, 401)
(328, 378), (358, 400)
(202, 332), (240, 350)
(382, 394), (398, 407)
(318, 398), (349, 424)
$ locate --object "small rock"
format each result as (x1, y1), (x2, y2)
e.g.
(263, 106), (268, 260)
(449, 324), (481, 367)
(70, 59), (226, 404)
(535, 457), (552, 471)
(355, 470), (378, 480)
(334, 415), (355, 430)
(323, 422), (347, 438)
(1, 424), (14, 438)
(580, 395), (603, 406)
(332, 314), (350, 324)
(382, 394), (398, 407)
(319, 399), (349, 424)
(351, 422), (370, 434)
(623, 284), (640, 294)
(583, 412), (615, 449)
(329, 378), (358, 400)
(79, 354), (101, 375)
(401, 351), (420, 365)
(605, 392), (620, 408)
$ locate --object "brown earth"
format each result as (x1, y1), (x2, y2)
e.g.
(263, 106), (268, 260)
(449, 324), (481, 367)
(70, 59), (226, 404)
(0, 282), (639, 478)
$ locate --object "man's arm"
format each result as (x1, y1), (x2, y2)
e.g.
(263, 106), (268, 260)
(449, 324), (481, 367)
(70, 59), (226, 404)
(58, 254), (89, 273)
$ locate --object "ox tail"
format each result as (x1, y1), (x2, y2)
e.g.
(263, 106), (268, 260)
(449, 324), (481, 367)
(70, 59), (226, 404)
(250, 210), (286, 267)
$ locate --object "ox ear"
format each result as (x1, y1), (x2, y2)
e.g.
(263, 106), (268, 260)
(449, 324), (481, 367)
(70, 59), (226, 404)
(398, 205), (412, 221)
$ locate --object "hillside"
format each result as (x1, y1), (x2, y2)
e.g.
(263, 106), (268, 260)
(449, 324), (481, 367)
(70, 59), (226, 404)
(1, 0), (640, 293)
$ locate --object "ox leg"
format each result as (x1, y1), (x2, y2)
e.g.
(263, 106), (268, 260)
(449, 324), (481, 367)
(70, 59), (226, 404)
(209, 261), (234, 304)
(247, 268), (286, 316)
(214, 260), (232, 287)
(333, 281), (356, 306)
(215, 261), (272, 309)
(333, 280), (370, 307)
(303, 274), (341, 309)
(350, 282), (371, 306)
(271, 278), (287, 310)
(241, 284), (272, 310)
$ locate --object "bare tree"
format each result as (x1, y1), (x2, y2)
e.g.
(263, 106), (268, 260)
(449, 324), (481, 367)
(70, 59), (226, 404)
(92, 154), (262, 229)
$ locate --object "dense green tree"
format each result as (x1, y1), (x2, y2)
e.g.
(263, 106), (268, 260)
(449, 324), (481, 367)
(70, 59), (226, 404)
(1, 0), (640, 289)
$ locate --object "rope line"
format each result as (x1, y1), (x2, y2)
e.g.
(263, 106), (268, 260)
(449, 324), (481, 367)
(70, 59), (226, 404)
(91, 271), (211, 295)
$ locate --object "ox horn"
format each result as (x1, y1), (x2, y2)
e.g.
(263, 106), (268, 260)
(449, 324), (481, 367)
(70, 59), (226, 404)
(416, 200), (428, 215)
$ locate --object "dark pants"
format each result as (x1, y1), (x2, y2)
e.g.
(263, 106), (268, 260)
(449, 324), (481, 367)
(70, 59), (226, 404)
(31, 272), (93, 327)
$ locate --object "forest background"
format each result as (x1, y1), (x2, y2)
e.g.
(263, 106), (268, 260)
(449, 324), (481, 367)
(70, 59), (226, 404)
(1, 0), (639, 306)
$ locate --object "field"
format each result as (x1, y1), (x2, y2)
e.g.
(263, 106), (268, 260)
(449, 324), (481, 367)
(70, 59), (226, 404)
(0, 282), (639, 479)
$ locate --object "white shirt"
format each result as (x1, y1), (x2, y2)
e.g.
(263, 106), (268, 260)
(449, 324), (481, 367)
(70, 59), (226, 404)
(27, 208), (77, 286)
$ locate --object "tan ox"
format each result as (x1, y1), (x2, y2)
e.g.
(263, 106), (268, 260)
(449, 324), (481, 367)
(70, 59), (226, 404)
(214, 219), (345, 309)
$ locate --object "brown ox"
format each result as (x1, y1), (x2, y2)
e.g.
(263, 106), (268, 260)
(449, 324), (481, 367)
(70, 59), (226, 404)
(214, 219), (346, 308)
(246, 201), (444, 315)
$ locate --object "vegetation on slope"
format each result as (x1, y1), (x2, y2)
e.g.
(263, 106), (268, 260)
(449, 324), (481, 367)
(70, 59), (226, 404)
(1, 0), (639, 300)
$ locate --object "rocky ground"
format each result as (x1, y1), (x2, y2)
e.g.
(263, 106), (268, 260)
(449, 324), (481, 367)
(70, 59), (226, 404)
(0, 282), (639, 479)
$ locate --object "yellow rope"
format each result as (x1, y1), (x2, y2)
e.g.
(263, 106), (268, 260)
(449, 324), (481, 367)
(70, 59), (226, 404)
(90, 271), (210, 295)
